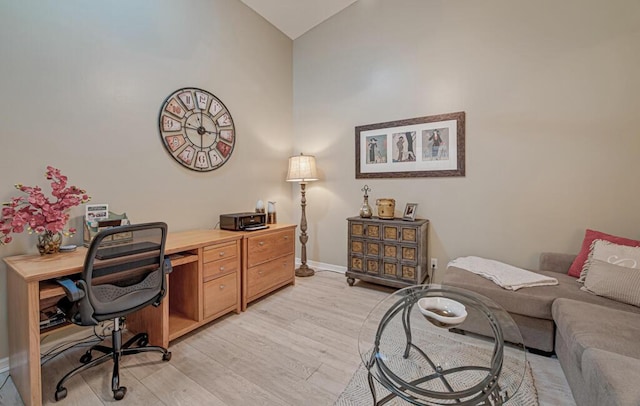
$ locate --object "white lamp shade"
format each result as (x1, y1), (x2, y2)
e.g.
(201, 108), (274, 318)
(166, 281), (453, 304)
(286, 154), (318, 182)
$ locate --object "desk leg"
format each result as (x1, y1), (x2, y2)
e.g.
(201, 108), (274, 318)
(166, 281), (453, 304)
(7, 271), (42, 406)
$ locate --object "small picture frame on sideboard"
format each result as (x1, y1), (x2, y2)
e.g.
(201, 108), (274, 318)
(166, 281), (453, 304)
(403, 203), (418, 221)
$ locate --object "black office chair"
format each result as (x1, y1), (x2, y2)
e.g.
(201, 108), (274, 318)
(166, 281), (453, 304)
(54, 222), (173, 401)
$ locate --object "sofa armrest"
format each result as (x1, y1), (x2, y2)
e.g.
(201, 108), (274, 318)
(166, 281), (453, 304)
(539, 252), (576, 274)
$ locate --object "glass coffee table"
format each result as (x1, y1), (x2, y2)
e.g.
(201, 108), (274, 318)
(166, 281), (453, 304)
(358, 285), (527, 405)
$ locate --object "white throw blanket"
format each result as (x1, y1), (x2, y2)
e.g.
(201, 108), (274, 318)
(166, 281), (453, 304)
(448, 256), (558, 291)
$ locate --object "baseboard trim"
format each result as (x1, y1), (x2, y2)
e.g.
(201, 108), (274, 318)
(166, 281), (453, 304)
(295, 258), (346, 274)
(0, 356), (9, 374)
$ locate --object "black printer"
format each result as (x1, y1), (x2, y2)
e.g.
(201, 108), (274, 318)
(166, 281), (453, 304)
(219, 212), (268, 231)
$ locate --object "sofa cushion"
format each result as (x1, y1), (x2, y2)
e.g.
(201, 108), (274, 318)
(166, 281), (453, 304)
(582, 348), (640, 406)
(579, 239), (640, 282)
(445, 267), (640, 320)
(568, 229), (640, 278)
(552, 299), (640, 374)
(582, 259), (640, 307)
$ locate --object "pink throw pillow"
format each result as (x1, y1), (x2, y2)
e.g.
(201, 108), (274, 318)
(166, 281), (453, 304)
(568, 229), (640, 278)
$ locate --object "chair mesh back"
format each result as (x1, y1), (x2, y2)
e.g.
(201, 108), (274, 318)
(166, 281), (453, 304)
(83, 222), (167, 320)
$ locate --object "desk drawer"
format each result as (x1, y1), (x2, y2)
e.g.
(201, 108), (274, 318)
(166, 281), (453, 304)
(246, 254), (294, 299)
(203, 241), (237, 263)
(203, 272), (237, 318)
(246, 229), (294, 268)
(203, 256), (238, 282)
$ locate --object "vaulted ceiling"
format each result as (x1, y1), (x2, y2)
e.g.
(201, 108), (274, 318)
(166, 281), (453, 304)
(239, 0), (358, 39)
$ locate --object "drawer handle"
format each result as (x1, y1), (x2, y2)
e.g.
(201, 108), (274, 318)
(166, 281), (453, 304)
(219, 266), (225, 271)
(259, 241), (265, 246)
(284, 235), (288, 240)
(258, 270), (264, 275)
(219, 251), (225, 256)
(219, 284), (225, 290)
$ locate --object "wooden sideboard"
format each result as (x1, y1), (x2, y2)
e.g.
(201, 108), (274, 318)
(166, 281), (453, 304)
(346, 216), (429, 288)
(242, 224), (296, 311)
(3, 224), (296, 406)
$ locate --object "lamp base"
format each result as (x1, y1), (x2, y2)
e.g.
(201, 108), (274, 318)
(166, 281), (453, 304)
(295, 265), (315, 277)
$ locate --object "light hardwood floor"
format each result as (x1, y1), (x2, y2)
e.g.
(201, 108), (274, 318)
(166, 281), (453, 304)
(0, 270), (575, 405)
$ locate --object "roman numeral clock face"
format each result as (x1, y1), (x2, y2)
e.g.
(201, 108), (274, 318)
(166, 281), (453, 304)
(159, 88), (235, 171)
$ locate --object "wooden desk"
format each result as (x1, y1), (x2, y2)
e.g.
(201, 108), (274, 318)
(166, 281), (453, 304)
(4, 228), (257, 406)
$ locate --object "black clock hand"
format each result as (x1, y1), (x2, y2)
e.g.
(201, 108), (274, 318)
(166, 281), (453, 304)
(185, 124), (216, 134)
(198, 127), (217, 135)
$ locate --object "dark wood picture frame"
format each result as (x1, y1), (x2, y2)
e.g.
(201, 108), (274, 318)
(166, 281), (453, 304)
(355, 111), (465, 178)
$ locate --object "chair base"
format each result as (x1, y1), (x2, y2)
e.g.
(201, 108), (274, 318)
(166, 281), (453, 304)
(55, 321), (171, 402)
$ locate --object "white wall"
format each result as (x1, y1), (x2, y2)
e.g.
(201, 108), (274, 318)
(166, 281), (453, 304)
(293, 0), (640, 279)
(0, 0), (293, 360)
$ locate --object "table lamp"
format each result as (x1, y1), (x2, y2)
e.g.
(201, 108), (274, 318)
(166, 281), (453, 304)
(286, 153), (319, 277)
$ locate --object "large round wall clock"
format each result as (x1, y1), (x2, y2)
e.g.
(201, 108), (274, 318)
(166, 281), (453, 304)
(158, 87), (235, 172)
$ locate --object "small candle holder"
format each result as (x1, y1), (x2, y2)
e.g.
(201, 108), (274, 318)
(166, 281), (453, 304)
(256, 199), (265, 214)
(267, 201), (277, 224)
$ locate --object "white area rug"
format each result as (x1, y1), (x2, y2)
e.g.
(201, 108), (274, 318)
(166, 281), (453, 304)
(335, 337), (538, 406)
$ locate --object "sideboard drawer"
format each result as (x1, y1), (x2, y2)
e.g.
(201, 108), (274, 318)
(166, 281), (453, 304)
(203, 272), (238, 319)
(246, 254), (294, 300)
(246, 229), (294, 267)
(203, 256), (238, 282)
(203, 241), (237, 263)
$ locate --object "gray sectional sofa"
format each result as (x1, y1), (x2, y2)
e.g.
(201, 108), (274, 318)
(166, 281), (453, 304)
(444, 253), (640, 406)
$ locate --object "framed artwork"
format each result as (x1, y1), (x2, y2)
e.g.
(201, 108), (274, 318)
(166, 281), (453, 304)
(403, 203), (418, 221)
(355, 111), (465, 178)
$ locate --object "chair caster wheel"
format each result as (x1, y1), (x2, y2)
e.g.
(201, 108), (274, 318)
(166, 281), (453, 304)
(163, 351), (172, 361)
(113, 386), (127, 400)
(80, 352), (93, 364)
(55, 387), (67, 401)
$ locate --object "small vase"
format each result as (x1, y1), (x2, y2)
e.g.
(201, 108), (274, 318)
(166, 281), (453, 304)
(267, 201), (277, 224)
(37, 231), (63, 255)
(360, 196), (373, 218)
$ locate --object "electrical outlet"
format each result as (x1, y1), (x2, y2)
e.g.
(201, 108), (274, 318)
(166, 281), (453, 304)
(431, 258), (438, 270)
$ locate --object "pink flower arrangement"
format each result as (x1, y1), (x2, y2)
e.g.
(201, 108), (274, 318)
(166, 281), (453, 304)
(0, 166), (90, 245)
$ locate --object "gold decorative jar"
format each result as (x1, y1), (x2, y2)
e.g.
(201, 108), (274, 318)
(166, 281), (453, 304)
(376, 198), (395, 219)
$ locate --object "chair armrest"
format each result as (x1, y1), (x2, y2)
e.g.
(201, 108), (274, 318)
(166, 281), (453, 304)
(152, 258), (173, 307)
(539, 252), (576, 274)
(163, 258), (173, 274)
(56, 278), (85, 302)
